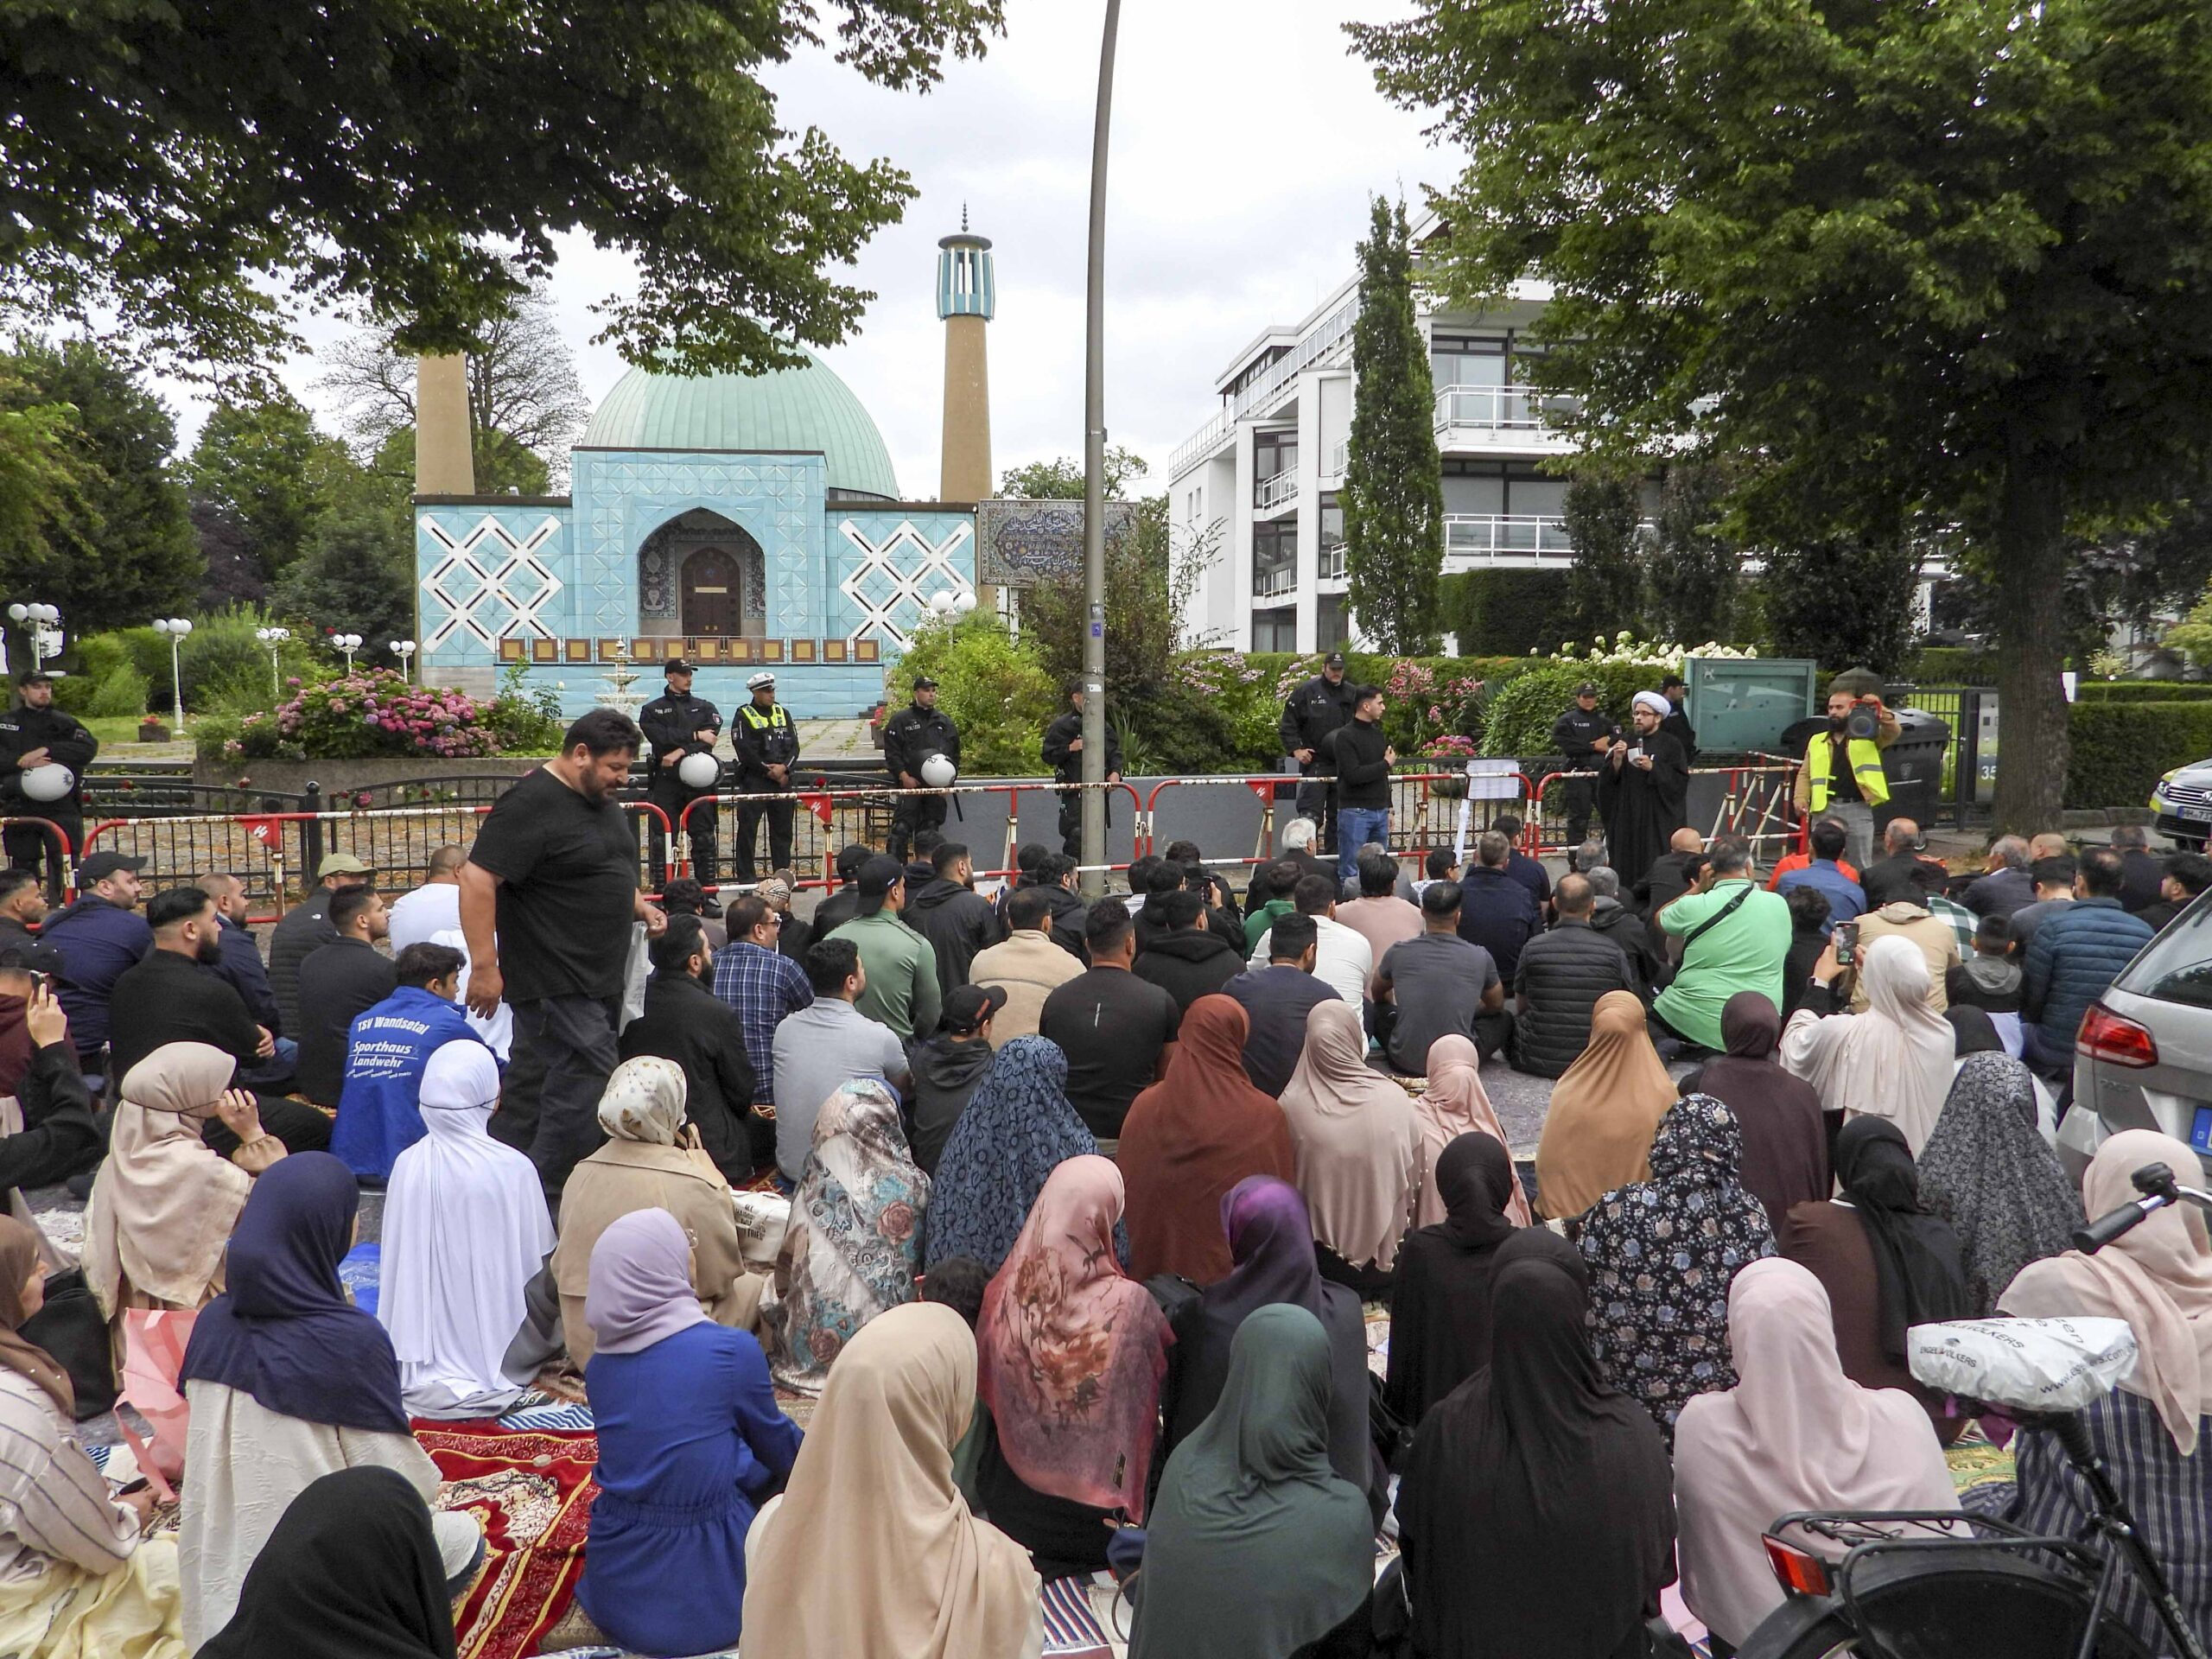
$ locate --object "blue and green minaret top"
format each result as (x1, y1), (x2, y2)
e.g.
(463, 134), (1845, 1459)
(936, 207), (995, 321)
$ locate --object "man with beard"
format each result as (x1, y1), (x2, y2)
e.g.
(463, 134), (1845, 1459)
(1791, 667), (1899, 873)
(1594, 690), (1690, 893)
(106, 885), (276, 1081)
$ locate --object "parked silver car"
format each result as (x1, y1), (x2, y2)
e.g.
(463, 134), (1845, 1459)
(2149, 760), (2212, 853)
(2068, 891), (2212, 1179)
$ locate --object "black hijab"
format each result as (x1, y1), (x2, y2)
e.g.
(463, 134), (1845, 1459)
(199, 1465), (457, 1659)
(1946, 1005), (2005, 1059)
(1398, 1229), (1673, 1659)
(1384, 1135), (1520, 1423)
(1693, 992), (1830, 1234)
(1834, 1116), (1973, 1361)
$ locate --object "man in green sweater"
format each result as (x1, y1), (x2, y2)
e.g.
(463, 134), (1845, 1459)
(826, 855), (943, 1039)
(1652, 836), (1791, 1052)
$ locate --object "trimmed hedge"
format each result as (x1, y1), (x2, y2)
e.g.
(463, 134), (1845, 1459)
(1440, 569), (1573, 657)
(1910, 645), (1992, 683)
(2074, 682), (2212, 703)
(2066, 701), (2212, 809)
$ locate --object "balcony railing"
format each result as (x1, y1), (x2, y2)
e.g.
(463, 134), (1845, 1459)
(1255, 467), (1300, 512)
(1252, 563), (1298, 600)
(1432, 385), (1576, 440)
(1319, 543), (1347, 582)
(1325, 440), (1348, 480)
(1444, 513), (1578, 564)
(1171, 294), (1360, 477)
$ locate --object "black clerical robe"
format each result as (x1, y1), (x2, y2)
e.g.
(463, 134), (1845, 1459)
(1595, 729), (1689, 893)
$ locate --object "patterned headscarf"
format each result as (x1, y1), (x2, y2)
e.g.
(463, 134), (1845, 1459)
(1576, 1093), (1777, 1443)
(1917, 1052), (2082, 1314)
(596, 1056), (688, 1145)
(770, 1079), (929, 1391)
(924, 1037), (1113, 1274)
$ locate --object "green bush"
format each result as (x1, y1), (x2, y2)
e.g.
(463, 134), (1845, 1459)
(1440, 569), (1574, 656)
(1910, 645), (1994, 683)
(2073, 682), (2212, 703)
(886, 613), (1058, 775)
(2066, 701), (2212, 809)
(87, 664), (150, 718)
(92, 607), (320, 716)
(48, 672), (96, 713)
(1480, 658), (1667, 757)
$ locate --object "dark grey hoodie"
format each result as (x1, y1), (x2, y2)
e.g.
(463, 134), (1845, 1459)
(908, 1032), (996, 1173)
(904, 876), (1002, 994)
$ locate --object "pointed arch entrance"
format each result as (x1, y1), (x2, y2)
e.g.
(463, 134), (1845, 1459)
(637, 510), (768, 638)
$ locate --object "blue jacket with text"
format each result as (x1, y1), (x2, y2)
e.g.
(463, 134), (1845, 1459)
(331, 985), (486, 1179)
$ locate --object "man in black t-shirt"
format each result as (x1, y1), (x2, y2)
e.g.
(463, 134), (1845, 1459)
(463, 709), (669, 1201)
(1038, 899), (1180, 1142)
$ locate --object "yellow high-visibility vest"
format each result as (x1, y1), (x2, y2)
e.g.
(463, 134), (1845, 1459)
(1806, 731), (1889, 810)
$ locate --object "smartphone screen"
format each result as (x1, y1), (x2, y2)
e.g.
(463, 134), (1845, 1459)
(1833, 919), (1860, 966)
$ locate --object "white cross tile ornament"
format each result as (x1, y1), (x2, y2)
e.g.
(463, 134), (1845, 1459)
(836, 519), (974, 646)
(421, 516), (566, 650)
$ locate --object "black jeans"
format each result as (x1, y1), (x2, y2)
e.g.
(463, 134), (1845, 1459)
(647, 781), (717, 888)
(890, 791), (948, 862)
(492, 994), (622, 1205)
(200, 1092), (334, 1160)
(4, 811), (77, 900)
(1294, 773), (1338, 854)
(734, 794), (795, 882)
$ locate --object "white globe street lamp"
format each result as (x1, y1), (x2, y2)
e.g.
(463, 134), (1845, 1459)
(253, 626), (289, 695)
(3, 602), (60, 680)
(953, 591), (978, 614)
(926, 590), (957, 617)
(151, 617), (194, 730)
(333, 633), (363, 674)
(391, 639), (417, 682)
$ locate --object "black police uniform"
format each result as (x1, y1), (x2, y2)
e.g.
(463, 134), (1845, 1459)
(1040, 708), (1123, 859)
(1277, 672), (1357, 852)
(731, 692), (801, 882)
(1551, 700), (1620, 855)
(881, 697), (960, 862)
(0, 695), (98, 891)
(639, 679), (723, 888)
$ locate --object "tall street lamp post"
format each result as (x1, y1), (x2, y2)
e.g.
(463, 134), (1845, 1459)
(1079, 0), (1122, 896)
(151, 617), (194, 730)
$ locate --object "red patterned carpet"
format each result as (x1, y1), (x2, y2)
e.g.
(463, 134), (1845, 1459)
(420, 1421), (600, 1659)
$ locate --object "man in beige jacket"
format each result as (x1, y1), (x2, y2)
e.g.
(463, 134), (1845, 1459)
(965, 886), (1083, 1047)
(1848, 894), (1962, 1014)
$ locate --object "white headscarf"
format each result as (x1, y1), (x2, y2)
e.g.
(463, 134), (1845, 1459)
(1632, 690), (1672, 717)
(378, 1040), (554, 1419)
(598, 1056), (689, 1144)
(1778, 933), (1955, 1152)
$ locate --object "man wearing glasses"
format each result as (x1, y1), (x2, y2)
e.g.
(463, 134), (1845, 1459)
(709, 891), (813, 1173)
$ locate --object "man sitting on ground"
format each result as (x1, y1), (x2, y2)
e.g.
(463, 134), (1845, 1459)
(709, 893), (811, 1173)
(2111, 823), (2167, 914)
(385, 844), (467, 951)
(0, 970), (100, 1190)
(0, 871), (55, 976)
(2024, 846), (2154, 1086)
(1947, 912), (2024, 1022)
(1586, 864), (1667, 1000)
(902, 842), (1001, 994)
(1651, 837), (1790, 1052)
(1372, 880), (1508, 1071)
(1242, 859), (1303, 960)
(2005, 855), (2077, 962)
(1164, 837), (1241, 922)
(107, 885), (275, 1083)
(1248, 874), (1373, 1011)
(1776, 817), (1866, 936)
(332, 941), (478, 1179)
(267, 852), (373, 1036)
(295, 882), (397, 1107)
(1510, 873), (1631, 1078)
(1637, 827), (1708, 914)
(1780, 886), (1832, 1022)
(825, 855), (942, 1040)
(1132, 887), (1244, 1012)
(1962, 836), (2036, 918)
(770, 939), (910, 1183)
(1412, 845), (1459, 899)
(1040, 899), (1181, 1142)
(968, 885), (1084, 1046)
(197, 872), (280, 1038)
(1491, 814), (1552, 912)
(1456, 830), (1541, 990)
(1850, 880), (1963, 1014)
(2138, 852), (2212, 932)
(658, 877), (727, 951)
(1856, 817), (1948, 906)
(1336, 850), (1424, 962)
(41, 850), (151, 1072)
(1130, 859), (1191, 955)
(907, 983), (1004, 1176)
(1227, 912), (1341, 1097)
(812, 843), (873, 939)
(620, 914), (756, 1186)
(1243, 817), (1330, 914)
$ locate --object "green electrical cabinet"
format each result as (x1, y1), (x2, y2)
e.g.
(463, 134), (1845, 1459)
(1684, 658), (1820, 756)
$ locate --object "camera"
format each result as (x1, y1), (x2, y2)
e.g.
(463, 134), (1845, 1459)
(1844, 696), (1884, 741)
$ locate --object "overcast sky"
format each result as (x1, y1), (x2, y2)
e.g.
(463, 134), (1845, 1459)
(165, 0), (1453, 498)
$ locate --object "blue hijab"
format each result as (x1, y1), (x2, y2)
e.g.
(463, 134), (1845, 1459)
(181, 1153), (410, 1434)
(924, 1037), (1116, 1273)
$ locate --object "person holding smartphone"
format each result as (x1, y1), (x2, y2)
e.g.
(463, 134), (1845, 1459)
(1595, 690), (1690, 894)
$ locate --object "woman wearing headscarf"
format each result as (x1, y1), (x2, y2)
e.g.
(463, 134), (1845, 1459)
(1916, 1050), (2081, 1314)
(1398, 1228), (1675, 1659)
(766, 1077), (929, 1391)
(1779, 1116), (1973, 1444)
(0, 1215), (186, 1656)
(741, 1302), (1042, 1658)
(1946, 1004), (2059, 1142)
(578, 1209), (802, 1656)
(1533, 991), (1673, 1223)
(973, 1157), (1171, 1575)
(926, 1037), (1108, 1274)
(553, 1057), (760, 1369)
(1577, 1092), (1777, 1443)
(378, 1041), (555, 1419)
(1159, 1177), (1384, 1522)
(198, 1467), (454, 1659)
(1129, 1305), (1372, 1659)
(1414, 1034), (1530, 1229)
(83, 1043), (283, 1324)
(1117, 995), (1294, 1284)
(1385, 1133), (1523, 1426)
(1675, 1258), (1957, 1653)
(1687, 991), (1827, 1231)
(1277, 1000), (1422, 1300)
(1778, 933), (1954, 1153)
(1993, 1129), (2212, 1651)
(177, 1154), (481, 1647)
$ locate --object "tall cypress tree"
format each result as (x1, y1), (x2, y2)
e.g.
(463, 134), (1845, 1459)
(1343, 197), (1445, 654)
(1562, 470), (1647, 644)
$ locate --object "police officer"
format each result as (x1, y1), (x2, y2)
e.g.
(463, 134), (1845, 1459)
(1278, 650), (1357, 853)
(1040, 681), (1122, 859)
(639, 658), (723, 906)
(882, 674), (960, 863)
(1551, 678), (1619, 860)
(0, 669), (98, 895)
(732, 670), (800, 883)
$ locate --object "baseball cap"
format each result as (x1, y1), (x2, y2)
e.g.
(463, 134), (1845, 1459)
(943, 982), (1007, 1035)
(912, 674), (939, 690)
(834, 843), (873, 880)
(317, 853), (372, 879)
(1575, 680), (1601, 696)
(856, 854), (906, 914)
(1323, 652), (1346, 669)
(747, 671), (776, 690)
(76, 852), (145, 884)
(754, 876), (791, 905)
(16, 669), (50, 688)
(664, 658), (693, 675)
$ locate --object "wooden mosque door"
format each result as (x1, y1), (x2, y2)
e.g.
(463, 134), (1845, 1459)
(681, 550), (741, 636)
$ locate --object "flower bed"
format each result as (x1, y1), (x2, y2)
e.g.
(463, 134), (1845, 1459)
(209, 671), (505, 762)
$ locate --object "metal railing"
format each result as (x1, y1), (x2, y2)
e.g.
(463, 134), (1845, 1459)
(1319, 543), (1347, 582)
(1255, 467), (1300, 512)
(1168, 410), (1233, 478)
(1169, 293), (1361, 477)
(1443, 514), (1579, 563)
(1325, 440), (1348, 479)
(1432, 384), (1564, 434)
(1252, 563), (1298, 600)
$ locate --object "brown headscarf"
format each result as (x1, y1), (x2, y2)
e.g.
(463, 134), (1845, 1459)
(1415, 1034), (1532, 1230)
(1692, 992), (1829, 1234)
(1534, 991), (1674, 1220)
(0, 1215), (69, 1413)
(1117, 995), (1295, 1284)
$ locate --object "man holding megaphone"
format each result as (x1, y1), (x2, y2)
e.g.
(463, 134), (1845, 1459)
(0, 669), (98, 892)
(640, 658), (724, 910)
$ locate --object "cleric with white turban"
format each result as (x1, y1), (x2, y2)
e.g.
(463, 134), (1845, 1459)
(1598, 688), (1692, 890)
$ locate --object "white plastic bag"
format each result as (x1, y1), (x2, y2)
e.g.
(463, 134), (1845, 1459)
(1908, 1317), (2138, 1413)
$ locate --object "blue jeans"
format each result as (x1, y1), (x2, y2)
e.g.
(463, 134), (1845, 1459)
(1337, 806), (1390, 887)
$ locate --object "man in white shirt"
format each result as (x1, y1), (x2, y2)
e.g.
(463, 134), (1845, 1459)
(1249, 873), (1374, 1011)
(386, 844), (467, 952)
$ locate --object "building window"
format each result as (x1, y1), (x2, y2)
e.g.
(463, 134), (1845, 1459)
(1253, 429), (1299, 499)
(1317, 594), (1349, 651)
(1252, 517), (1297, 600)
(1430, 333), (1508, 390)
(1251, 609), (1299, 652)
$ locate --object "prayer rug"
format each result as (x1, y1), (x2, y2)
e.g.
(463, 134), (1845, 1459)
(420, 1421), (599, 1659)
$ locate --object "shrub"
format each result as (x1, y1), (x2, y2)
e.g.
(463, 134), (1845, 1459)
(1440, 569), (1573, 657)
(2073, 682), (2212, 703)
(1166, 653), (1282, 772)
(96, 607), (321, 715)
(1910, 645), (1994, 683)
(480, 664), (568, 754)
(87, 664), (150, 718)
(2067, 701), (2212, 809)
(198, 669), (500, 763)
(886, 612), (1058, 775)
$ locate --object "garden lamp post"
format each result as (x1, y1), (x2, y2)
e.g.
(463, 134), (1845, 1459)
(4, 604), (60, 680)
(391, 639), (416, 682)
(334, 633), (363, 675)
(151, 616), (194, 730)
(253, 626), (289, 695)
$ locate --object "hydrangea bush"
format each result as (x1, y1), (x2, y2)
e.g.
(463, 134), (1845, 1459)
(209, 670), (502, 761)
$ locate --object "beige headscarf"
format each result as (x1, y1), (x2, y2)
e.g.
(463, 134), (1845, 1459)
(741, 1301), (1039, 1657)
(597, 1056), (688, 1144)
(2000, 1128), (2212, 1453)
(1278, 1001), (1422, 1271)
(83, 1043), (251, 1313)
(1778, 933), (1954, 1153)
(1415, 1034), (1532, 1230)
(1534, 991), (1675, 1220)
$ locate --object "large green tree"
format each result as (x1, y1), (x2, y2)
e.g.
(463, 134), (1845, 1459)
(1647, 460), (1742, 646)
(0, 338), (201, 634)
(183, 392), (343, 582)
(1561, 472), (1646, 645)
(2, 0), (1002, 373)
(265, 466), (416, 646)
(1354, 0), (2212, 830)
(1342, 197), (1445, 655)
(1761, 538), (1924, 677)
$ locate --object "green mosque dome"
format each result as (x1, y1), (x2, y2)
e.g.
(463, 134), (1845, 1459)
(580, 351), (900, 501)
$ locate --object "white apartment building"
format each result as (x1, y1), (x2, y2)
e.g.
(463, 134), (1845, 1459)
(1169, 221), (1576, 653)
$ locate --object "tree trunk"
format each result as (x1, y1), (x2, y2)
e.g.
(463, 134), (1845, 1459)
(1990, 459), (2069, 835)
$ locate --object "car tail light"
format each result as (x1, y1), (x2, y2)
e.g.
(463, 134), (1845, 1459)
(2078, 1003), (2158, 1068)
(1764, 1536), (1832, 1598)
